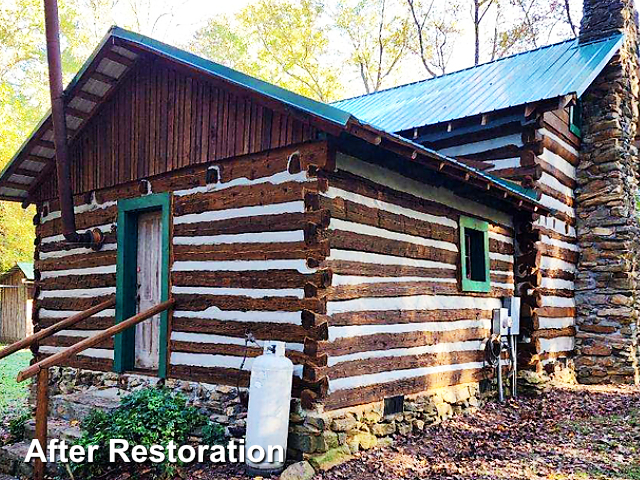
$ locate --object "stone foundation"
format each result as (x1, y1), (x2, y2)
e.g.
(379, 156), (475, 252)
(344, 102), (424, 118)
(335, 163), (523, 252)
(39, 367), (248, 434)
(287, 382), (481, 471)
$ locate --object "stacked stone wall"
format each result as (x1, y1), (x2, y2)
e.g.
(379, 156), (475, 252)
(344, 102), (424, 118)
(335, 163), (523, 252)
(576, 0), (640, 384)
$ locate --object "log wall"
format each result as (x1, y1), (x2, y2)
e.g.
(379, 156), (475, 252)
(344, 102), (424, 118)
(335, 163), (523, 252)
(33, 141), (331, 394)
(314, 153), (516, 410)
(417, 107), (579, 371)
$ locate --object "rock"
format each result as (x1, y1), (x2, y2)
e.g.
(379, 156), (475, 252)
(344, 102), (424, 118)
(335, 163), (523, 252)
(442, 388), (457, 404)
(349, 432), (377, 450)
(371, 422), (395, 436)
(362, 411), (382, 423)
(308, 445), (353, 472)
(582, 344), (613, 356)
(413, 420), (425, 431)
(330, 415), (357, 432)
(279, 461), (315, 480)
(397, 423), (412, 436)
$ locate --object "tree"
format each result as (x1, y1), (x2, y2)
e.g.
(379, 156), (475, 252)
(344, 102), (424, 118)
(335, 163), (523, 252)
(0, 0), (93, 271)
(334, 0), (412, 94)
(406, 0), (462, 77)
(190, 0), (343, 102)
(471, 0), (496, 65)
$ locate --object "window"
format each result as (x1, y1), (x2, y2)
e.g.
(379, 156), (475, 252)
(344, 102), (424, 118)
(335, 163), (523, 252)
(569, 100), (582, 138)
(459, 216), (490, 292)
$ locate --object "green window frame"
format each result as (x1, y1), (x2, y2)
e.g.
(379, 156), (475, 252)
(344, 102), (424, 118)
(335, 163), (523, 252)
(114, 192), (172, 378)
(569, 100), (582, 138)
(459, 216), (490, 293)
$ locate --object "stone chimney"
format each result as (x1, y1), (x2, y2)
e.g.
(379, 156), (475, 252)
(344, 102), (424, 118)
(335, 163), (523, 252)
(575, 0), (640, 384)
(580, 0), (638, 43)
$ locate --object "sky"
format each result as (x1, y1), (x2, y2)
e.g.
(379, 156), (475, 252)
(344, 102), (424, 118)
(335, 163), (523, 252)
(100, 0), (633, 100)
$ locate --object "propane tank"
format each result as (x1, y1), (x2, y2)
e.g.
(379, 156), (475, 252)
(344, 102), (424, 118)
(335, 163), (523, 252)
(245, 341), (294, 475)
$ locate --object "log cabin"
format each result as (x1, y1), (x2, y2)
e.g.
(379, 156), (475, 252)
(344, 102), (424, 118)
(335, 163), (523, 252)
(0, 0), (638, 462)
(0, 25), (546, 430)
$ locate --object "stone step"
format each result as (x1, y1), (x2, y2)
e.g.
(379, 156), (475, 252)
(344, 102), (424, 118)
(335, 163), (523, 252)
(49, 387), (125, 422)
(0, 441), (63, 478)
(24, 418), (82, 443)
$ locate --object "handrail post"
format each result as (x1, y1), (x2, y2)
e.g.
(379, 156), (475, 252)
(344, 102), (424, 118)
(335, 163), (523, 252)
(34, 367), (49, 480)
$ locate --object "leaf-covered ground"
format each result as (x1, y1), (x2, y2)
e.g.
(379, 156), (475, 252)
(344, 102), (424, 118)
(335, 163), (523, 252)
(189, 384), (640, 480)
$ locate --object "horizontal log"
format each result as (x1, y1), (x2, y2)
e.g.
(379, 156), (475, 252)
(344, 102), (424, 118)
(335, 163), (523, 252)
(172, 269), (331, 290)
(326, 282), (512, 301)
(306, 327), (489, 357)
(536, 306), (576, 317)
(489, 238), (514, 255)
(329, 308), (493, 327)
(170, 341), (311, 365)
(536, 158), (576, 189)
(39, 233), (117, 254)
(39, 295), (115, 311)
(174, 180), (314, 217)
(308, 350), (485, 382)
(539, 244), (579, 264)
(531, 326), (576, 339)
(173, 210), (330, 237)
(37, 205), (117, 238)
(39, 317), (115, 330)
(38, 273), (116, 291)
(323, 368), (487, 410)
(36, 251), (117, 272)
(174, 294), (324, 313)
(171, 317), (324, 343)
(319, 195), (457, 243)
(40, 335), (113, 350)
(322, 259), (456, 279)
(35, 353), (112, 372)
(541, 269), (575, 281)
(173, 241), (329, 262)
(331, 230), (457, 264)
(323, 170), (457, 221)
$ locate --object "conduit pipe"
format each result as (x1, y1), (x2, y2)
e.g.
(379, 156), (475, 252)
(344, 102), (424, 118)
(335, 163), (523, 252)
(43, 0), (103, 248)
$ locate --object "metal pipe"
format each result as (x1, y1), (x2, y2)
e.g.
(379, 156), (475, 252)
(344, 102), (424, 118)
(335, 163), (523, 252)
(43, 0), (102, 247)
(497, 344), (504, 402)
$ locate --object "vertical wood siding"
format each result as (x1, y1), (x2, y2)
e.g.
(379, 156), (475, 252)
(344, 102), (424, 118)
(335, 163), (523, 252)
(316, 153), (516, 410)
(36, 57), (318, 202)
(0, 271), (33, 343)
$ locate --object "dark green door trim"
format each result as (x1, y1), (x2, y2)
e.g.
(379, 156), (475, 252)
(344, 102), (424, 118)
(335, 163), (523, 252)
(114, 192), (171, 378)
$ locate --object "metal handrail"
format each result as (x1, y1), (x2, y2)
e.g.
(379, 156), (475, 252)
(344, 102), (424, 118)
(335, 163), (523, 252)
(0, 297), (116, 362)
(18, 298), (175, 382)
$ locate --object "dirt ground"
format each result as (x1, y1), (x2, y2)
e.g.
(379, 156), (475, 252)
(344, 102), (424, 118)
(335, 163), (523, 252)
(189, 384), (640, 480)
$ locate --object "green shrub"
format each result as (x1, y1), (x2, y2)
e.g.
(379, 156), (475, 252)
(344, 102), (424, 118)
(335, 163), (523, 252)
(71, 387), (226, 479)
(7, 410), (30, 443)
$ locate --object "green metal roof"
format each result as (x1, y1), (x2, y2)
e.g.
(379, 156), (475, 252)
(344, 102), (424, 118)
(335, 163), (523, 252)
(334, 34), (624, 133)
(17, 262), (34, 280)
(0, 26), (544, 210)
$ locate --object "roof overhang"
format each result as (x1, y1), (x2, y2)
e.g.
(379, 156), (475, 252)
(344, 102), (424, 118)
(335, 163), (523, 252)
(0, 26), (548, 216)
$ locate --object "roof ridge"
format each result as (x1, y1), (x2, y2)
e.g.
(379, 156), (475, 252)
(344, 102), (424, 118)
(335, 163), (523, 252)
(332, 34), (617, 105)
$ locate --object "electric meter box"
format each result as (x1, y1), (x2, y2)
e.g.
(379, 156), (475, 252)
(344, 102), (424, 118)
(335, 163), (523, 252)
(502, 297), (521, 335)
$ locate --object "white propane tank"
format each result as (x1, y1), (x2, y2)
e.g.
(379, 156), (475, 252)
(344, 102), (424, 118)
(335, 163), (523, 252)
(245, 340), (294, 475)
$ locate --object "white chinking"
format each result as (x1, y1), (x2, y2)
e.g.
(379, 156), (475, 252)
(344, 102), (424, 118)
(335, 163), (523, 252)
(173, 307), (301, 324)
(330, 218), (458, 252)
(327, 295), (503, 315)
(328, 362), (485, 392)
(336, 153), (513, 226)
(173, 230), (304, 245)
(174, 201), (305, 225)
(328, 340), (484, 366)
(329, 319), (491, 340)
(171, 286), (304, 299)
